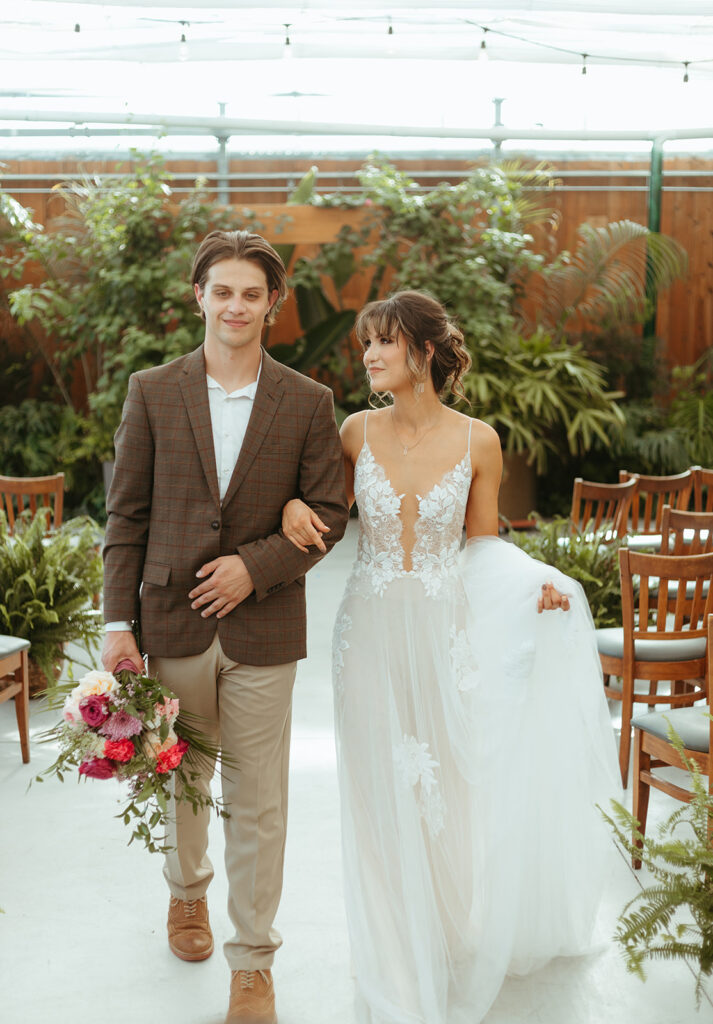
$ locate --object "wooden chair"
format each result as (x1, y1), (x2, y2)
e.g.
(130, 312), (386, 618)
(619, 469), (694, 539)
(692, 466), (713, 513)
(658, 504), (713, 619)
(596, 547), (713, 787)
(570, 476), (637, 540)
(630, 613), (713, 869)
(0, 473), (65, 534)
(0, 635), (31, 763)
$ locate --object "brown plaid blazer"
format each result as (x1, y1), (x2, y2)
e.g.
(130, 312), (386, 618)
(103, 345), (348, 664)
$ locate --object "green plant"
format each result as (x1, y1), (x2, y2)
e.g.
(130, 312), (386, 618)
(0, 510), (104, 690)
(1, 155), (240, 462)
(509, 516), (624, 627)
(669, 352), (713, 468)
(602, 722), (713, 1004)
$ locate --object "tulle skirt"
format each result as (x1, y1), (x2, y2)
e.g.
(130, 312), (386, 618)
(332, 536), (621, 1024)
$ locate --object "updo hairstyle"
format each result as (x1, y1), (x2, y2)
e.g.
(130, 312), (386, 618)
(354, 291), (471, 402)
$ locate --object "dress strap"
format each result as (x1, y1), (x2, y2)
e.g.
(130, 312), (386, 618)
(363, 409), (369, 443)
(467, 417), (473, 455)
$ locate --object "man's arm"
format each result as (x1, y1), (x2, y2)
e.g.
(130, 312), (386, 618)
(102, 373), (153, 626)
(238, 388), (348, 602)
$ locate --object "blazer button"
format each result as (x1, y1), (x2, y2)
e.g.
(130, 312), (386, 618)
(211, 520), (220, 530)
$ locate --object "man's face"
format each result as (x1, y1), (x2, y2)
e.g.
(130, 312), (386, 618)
(194, 257), (278, 355)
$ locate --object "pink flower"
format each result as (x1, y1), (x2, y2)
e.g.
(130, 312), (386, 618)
(99, 710), (143, 740)
(156, 740), (188, 774)
(79, 757), (116, 779)
(103, 738), (135, 763)
(80, 695), (110, 728)
(154, 697), (180, 725)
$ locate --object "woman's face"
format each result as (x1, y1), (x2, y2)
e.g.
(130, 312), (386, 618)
(362, 327), (410, 393)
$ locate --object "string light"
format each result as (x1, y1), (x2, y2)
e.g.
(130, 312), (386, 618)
(683, 61), (690, 83)
(581, 53), (588, 75)
(74, 23), (80, 33)
(179, 21), (189, 62)
(283, 23), (293, 60)
(386, 17), (395, 56)
(479, 27), (489, 63)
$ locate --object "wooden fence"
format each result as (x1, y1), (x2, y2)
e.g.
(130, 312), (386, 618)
(2, 154), (713, 368)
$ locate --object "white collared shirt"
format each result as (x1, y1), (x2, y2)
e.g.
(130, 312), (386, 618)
(106, 359), (261, 633)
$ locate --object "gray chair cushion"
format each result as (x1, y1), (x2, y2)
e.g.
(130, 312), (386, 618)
(596, 627), (707, 661)
(0, 635), (30, 657)
(626, 534), (663, 552)
(632, 705), (711, 753)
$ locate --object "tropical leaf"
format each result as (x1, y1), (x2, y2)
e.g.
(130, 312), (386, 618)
(534, 220), (687, 338)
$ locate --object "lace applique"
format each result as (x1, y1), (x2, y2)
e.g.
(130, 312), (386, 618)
(332, 613), (352, 702)
(348, 443), (471, 599)
(449, 625), (479, 691)
(504, 641), (536, 682)
(393, 735), (446, 838)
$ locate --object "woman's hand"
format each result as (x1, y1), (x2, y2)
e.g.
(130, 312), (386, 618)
(282, 498), (330, 554)
(537, 582), (570, 614)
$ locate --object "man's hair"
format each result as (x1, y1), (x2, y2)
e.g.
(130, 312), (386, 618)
(191, 229), (288, 325)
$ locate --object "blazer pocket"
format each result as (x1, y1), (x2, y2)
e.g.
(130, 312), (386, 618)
(142, 562), (172, 587)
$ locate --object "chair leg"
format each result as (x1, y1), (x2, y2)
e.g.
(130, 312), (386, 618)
(647, 679), (659, 711)
(619, 681), (634, 789)
(632, 728), (650, 869)
(14, 651), (30, 764)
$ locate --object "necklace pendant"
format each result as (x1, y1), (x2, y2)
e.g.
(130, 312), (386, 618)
(403, 445), (409, 455)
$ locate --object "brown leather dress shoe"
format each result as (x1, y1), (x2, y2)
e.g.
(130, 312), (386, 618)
(167, 896), (214, 961)
(224, 969), (277, 1023)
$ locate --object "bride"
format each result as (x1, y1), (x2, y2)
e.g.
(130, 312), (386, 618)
(282, 291), (620, 1024)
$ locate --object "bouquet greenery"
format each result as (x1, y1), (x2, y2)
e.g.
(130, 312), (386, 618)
(36, 662), (235, 853)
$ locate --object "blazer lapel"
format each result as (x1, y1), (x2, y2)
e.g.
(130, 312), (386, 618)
(178, 345), (221, 509)
(221, 350), (285, 511)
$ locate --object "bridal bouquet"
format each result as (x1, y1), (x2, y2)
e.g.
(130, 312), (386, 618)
(36, 661), (233, 853)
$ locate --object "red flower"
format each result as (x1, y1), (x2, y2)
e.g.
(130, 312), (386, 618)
(79, 757), (116, 779)
(103, 738), (135, 763)
(156, 742), (188, 774)
(80, 695), (110, 728)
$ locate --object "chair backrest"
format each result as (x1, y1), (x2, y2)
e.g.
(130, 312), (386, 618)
(619, 548), (713, 650)
(660, 504), (713, 556)
(0, 473), (65, 534)
(570, 476), (637, 539)
(619, 469), (694, 534)
(692, 466), (713, 513)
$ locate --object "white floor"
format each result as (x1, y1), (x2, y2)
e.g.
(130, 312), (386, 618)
(1, 521), (711, 1024)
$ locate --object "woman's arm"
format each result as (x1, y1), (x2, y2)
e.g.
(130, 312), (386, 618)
(464, 420), (569, 613)
(282, 411), (362, 553)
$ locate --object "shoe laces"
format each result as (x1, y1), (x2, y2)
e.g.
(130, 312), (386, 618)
(236, 969), (269, 990)
(171, 897), (202, 917)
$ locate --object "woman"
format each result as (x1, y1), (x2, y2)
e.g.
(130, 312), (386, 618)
(282, 291), (620, 1024)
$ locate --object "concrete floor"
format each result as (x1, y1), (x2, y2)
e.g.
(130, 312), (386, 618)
(1, 521), (712, 1024)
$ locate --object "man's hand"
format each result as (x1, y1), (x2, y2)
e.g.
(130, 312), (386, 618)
(537, 582), (571, 614)
(101, 631), (144, 673)
(189, 554), (254, 619)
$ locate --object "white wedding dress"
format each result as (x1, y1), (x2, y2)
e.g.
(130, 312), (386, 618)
(332, 413), (621, 1024)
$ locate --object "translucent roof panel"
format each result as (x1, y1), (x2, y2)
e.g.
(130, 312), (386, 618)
(1, 2), (713, 153)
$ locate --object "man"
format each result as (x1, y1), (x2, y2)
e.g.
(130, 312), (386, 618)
(101, 229), (348, 1024)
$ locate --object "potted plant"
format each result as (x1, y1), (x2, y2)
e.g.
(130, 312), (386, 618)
(602, 725), (713, 1005)
(0, 510), (104, 695)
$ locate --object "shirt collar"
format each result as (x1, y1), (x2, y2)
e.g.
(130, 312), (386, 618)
(206, 353), (262, 400)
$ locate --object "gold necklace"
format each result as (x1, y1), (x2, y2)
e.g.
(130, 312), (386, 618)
(390, 407), (441, 455)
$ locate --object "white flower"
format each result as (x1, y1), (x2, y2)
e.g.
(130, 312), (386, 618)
(504, 642), (536, 682)
(62, 693), (84, 726)
(394, 735), (440, 789)
(449, 626), (480, 692)
(74, 670), (119, 699)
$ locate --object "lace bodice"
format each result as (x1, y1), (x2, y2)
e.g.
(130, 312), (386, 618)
(347, 424), (472, 599)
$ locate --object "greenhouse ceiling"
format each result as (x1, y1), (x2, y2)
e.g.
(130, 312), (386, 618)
(2, 1), (713, 153)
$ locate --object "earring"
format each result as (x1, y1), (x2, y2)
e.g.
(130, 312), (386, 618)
(414, 381), (425, 397)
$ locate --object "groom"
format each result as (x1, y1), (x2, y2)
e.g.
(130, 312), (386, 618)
(101, 229), (348, 1023)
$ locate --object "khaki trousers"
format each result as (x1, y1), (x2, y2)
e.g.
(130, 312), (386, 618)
(149, 632), (297, 970)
